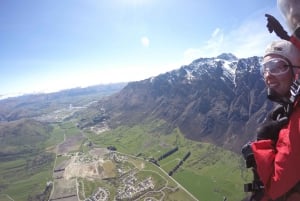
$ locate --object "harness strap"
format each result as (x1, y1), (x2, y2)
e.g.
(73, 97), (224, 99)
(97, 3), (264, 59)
(290, 35), (300, 51)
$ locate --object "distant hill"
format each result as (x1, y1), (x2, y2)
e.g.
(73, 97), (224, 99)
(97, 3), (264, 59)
(87, 53), (272, 152)
(0, 118), (52, 160)
(0, 83), (126, 121)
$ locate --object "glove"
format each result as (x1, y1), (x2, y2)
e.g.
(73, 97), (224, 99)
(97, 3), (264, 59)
(241, 142), (255, 168)
(265, 13), (290, 41)
(256, 105), (288, 141)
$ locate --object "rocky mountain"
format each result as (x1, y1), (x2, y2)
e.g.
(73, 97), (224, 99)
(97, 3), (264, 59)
(93, 53), (273, 152)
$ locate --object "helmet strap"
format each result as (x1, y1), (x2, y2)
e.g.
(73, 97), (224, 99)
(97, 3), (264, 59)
(267, 88), (291, 105)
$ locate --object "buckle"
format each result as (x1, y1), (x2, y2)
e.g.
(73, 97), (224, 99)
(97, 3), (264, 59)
(244, 181), (264, 192)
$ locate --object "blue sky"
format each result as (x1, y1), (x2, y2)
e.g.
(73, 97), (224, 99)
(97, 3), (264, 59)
(0, 0), (285, 96)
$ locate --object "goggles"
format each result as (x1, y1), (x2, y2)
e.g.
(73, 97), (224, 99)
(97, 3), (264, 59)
(261, 57), (295, 76)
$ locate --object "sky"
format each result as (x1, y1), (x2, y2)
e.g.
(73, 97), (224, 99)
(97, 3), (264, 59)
(0, 0), (287, 96)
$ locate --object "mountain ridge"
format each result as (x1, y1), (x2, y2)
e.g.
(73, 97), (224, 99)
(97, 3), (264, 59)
(0, 54), (273, 153)
(90, 53), (272, 152)
(0, 83), (126, 122)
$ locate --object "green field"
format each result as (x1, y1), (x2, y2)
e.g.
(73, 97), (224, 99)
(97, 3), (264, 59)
(0, 121), (57, 201)
(75, 150), (198, 201)
(0, 118), (251, 201)
(87, 121), (251, 201)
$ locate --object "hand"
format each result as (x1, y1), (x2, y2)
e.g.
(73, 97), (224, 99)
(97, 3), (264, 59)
(265, 13), (290, 41)
(241, 142), (255, 168)
(256, 105), (288, 141)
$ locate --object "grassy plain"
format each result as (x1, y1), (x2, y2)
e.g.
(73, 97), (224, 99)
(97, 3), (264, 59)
(0, 153), (54, 201)
(87, 120), (251, 201)
(0, 117), (251, 201)
(0, 122), (58, 201)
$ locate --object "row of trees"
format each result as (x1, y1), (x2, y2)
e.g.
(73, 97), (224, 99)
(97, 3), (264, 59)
(168, 151), (191, 176)
(157, 146), (178, 161)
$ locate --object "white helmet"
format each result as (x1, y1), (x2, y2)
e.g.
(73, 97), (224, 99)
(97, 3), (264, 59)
(277, 0), (300, 31)
(264, 40), (300, 103)
(264, 40), (300, 66)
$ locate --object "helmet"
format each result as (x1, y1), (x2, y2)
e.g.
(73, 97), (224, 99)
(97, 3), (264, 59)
(277, 0), (300, 31)
(264, 40), (300, 66)
(264, 40), (300, 104)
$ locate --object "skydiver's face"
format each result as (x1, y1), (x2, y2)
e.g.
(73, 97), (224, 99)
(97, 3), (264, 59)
(263, 55), (293, 97)
(278, 0), (300, 31)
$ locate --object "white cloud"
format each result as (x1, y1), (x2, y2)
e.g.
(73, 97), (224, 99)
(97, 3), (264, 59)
(183, 12), (283, 63)
(141, 36), (150, 47)
(183, 28), (225, 64)
(227, 18), (278, 58)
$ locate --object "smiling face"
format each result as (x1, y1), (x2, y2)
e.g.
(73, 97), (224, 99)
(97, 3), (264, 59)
(263, 55), (293, 97)
(278, 0), (300, 31)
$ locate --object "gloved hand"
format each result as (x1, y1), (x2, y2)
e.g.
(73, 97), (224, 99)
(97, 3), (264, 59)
(256, 105), (288, 141)
(241, 142), (255, 168)
(265, 13), (290, 41)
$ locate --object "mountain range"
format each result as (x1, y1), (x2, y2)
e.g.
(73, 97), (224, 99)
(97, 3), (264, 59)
(88, 53), (273, 153)
(0, 53), (272, 200)
(0, 53), (273, 153)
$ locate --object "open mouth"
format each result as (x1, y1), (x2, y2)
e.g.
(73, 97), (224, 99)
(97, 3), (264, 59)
(268, 82), (279, 88)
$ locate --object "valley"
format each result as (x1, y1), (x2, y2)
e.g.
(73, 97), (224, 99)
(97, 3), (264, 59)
(36, 106), (203, 201)
(0, 100), (250, 201)
(51, 147), (197, 201)
(0, 56), (264, 201)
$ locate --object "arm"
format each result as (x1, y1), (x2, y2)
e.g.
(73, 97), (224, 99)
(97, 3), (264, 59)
(252, 111), (300, 199)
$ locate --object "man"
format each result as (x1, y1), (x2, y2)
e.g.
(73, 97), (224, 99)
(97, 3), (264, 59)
(242, 40), (300, 201)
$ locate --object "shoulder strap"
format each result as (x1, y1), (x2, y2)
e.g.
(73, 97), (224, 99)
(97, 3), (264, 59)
(289, 79), (300, 103)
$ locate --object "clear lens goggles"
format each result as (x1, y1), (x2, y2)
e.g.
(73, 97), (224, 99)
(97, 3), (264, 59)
(261, 58), (291, 76)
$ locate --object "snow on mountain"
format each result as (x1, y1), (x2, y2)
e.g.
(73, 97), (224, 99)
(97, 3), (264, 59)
(94, 53), (267, 152)
(153, 53), (239, 86)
